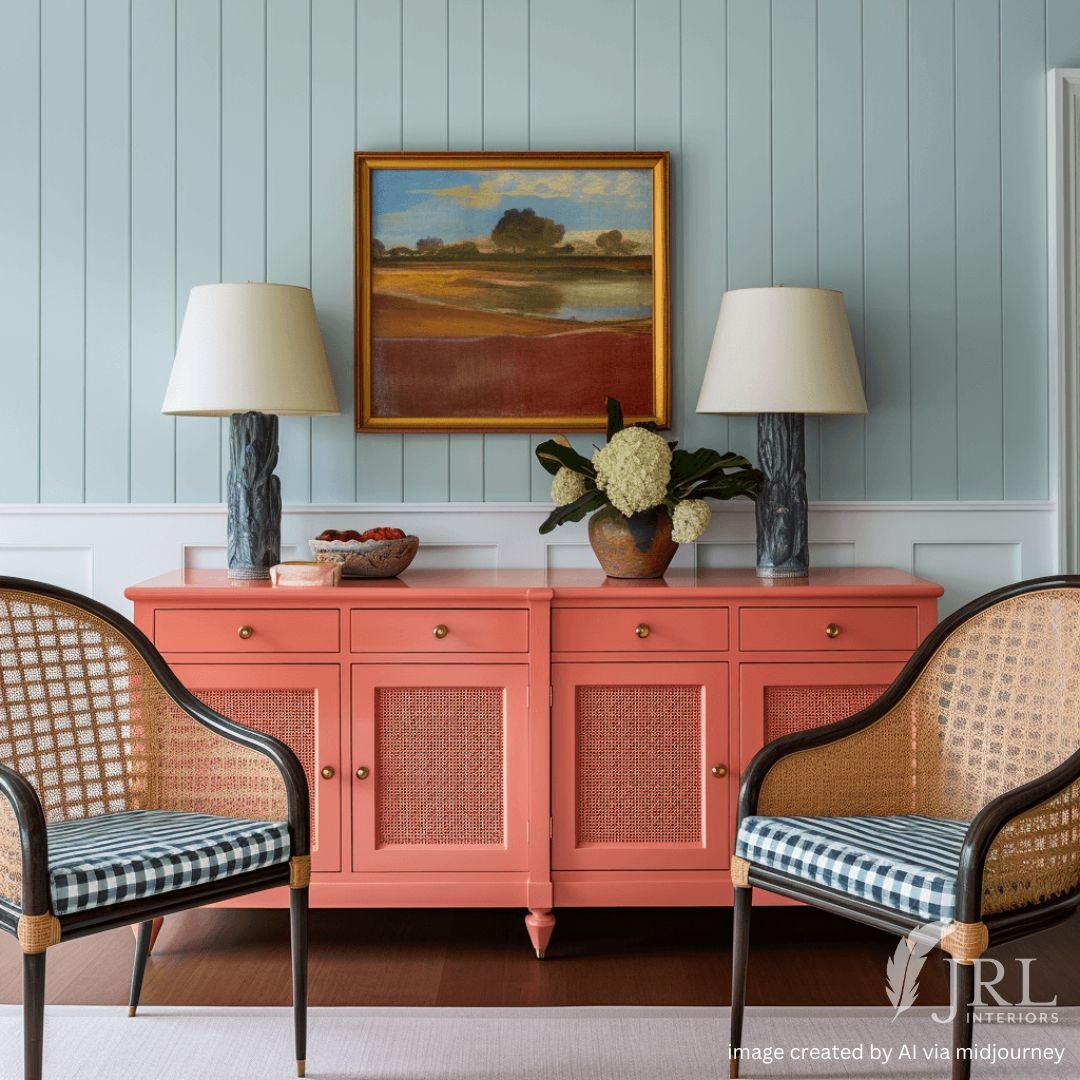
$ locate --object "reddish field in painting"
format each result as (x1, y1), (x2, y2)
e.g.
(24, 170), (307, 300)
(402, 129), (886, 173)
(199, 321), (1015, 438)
(371, 329), (654, 419)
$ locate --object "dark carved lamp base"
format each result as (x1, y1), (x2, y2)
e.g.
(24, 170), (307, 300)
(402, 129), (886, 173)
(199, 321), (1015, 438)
(227, 412), (281, 580)
(755, 412), (809, 578)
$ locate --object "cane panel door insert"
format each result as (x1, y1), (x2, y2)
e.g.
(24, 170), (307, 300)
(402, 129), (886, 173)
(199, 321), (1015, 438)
(172, 664), (342, 872)
(351, 664), (529, 871)
(552, 662), (729, 871)
(739, 662), (903, 771)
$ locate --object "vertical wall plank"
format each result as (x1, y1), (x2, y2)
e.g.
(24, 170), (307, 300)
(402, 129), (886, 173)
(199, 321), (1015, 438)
(1047, 0), (1080, 68)
(447, 0), (485, 502)
(400, 0), (451, 503)
(267, 0), (312, 505)
(311, 0), (357, 503)
(174, 0), (222, 503)
(130, 0), (176, 502)
(818, 0), (865, 500)
(85, 0), (131, 502)
(863, 0), (911, 500)
(0, 0), (41, 502)
(221, 0), (266, 494)
(479, 0), (538, 502)
(725, 0), (771, 471)
(955, 0), (1003, 499)
(908, 0), (958, 500)
(680, 0), (728, 460)
(1001, 0), (1048, 499)
(40, 0), (86, 502)
(772, 0), (820, 497)
(356, 0), (405, 501)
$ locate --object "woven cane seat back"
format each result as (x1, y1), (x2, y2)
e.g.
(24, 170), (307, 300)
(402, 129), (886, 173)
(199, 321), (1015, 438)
(907, 589), (1080, 819)
(0, 589), (286, 909)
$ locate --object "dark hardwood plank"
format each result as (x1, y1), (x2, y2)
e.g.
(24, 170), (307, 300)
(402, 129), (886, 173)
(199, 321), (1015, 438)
(0, 907), (1074, 1008)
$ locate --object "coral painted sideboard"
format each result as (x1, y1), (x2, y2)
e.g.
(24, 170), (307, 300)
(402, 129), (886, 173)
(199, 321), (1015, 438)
(126, 567), (942, 956)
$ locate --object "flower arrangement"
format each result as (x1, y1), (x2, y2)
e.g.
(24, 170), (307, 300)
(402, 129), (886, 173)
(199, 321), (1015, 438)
(536, 398), (762, 547)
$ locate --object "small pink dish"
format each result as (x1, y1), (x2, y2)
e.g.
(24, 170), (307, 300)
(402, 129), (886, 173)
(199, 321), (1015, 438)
(270, 561), (342, 587)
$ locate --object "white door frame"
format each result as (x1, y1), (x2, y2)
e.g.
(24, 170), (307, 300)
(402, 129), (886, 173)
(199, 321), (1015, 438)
(1049, 69), (1080, 572)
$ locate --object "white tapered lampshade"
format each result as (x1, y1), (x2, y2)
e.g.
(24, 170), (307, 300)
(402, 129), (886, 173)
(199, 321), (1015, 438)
(696, 286), (867, 415)
(162, 283), (340, 416)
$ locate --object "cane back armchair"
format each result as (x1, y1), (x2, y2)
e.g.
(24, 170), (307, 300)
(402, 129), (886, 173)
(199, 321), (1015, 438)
(730, 576), (1080, 1080)
(0, 577), (311, 1080)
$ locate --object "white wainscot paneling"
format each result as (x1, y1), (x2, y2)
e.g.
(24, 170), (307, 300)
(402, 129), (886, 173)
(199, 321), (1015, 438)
(0, 501), (1057, 618)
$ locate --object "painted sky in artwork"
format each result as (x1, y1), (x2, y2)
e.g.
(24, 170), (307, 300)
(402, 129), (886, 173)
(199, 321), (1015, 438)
(372, 168), (653, 251)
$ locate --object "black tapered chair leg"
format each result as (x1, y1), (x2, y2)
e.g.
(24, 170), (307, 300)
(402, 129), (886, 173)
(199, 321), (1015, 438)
(729, 886), (752, 1079)
(290, 886), (309, 1079)
(128, 920), (155, 1017)
(951, 961), (976, 1080)
(23, 951), (46, 1080)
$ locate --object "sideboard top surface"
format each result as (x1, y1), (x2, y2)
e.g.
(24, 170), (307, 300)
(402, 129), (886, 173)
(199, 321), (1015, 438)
(126, 566), (944, 602)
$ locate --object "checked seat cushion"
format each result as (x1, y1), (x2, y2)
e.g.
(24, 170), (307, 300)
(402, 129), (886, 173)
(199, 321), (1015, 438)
(2, 809), (291, 917)
(735, 814), (971, 923)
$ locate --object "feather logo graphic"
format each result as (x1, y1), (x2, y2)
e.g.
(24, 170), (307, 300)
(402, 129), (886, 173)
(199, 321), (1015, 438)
(886, 922), (944, 1020)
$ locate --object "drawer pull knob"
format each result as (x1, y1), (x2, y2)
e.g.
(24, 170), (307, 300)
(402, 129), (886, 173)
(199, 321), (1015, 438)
(320, 766), (335, 780)
(237, 625), (254, 640)
(635, 624), (651, 639)
(711, 764), (728, 778)
(433, 624), (449, 640)
(825, 623), (841, 639)
(356, 765), (370, 780)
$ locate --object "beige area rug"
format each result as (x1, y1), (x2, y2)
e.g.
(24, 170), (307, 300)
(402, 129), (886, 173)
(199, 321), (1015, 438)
(0, 1005), (1077, 1079)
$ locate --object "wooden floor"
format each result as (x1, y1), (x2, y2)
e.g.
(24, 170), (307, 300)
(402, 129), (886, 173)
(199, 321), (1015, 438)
(1, 906), (1076, 1009)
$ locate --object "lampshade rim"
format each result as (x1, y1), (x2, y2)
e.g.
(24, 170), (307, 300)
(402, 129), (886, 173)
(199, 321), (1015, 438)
(696, 407), (868, 416)
(162, 407), (342, 417)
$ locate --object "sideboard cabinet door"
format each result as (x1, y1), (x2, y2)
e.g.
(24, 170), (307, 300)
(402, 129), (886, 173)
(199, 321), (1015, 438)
(171, 664), (342, 873)
(552, 662), (729, 871)
(739, 662), (904, 772)
(350, 664), (530, 872)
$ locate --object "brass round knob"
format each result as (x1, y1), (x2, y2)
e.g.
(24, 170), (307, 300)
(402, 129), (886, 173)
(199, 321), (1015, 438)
(825, 623), (840, 639)
(711, 764), (728, 778)
(433, 624), (449, 639)
(320, 766), (335, 780)
(635, 624), (650, 639)
(237, 625), (254, 640)
(355, 766), (370, 780)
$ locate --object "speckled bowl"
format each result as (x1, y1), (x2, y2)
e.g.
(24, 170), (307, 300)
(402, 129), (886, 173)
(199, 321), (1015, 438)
(308, 535), (419, 579)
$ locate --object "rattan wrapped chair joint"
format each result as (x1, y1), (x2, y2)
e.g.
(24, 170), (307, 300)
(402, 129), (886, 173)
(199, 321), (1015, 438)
(0, 576), (312, 1080)
(729, 576), (1080, 1080)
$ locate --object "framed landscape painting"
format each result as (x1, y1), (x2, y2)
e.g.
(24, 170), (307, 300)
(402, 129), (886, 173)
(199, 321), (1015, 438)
(354, 151), (669, 432)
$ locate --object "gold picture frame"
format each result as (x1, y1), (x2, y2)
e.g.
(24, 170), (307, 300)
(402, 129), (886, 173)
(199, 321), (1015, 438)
(354, 151), (670, 433)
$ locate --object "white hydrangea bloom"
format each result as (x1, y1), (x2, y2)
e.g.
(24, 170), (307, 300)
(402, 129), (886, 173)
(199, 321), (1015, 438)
(551, 467), (587, 506)
(672, 499), (712, 544)
(592, 426), (672, 516)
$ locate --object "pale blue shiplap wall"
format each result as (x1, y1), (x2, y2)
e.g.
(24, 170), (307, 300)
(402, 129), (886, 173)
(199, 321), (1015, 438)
(0, 0), (1075, 505)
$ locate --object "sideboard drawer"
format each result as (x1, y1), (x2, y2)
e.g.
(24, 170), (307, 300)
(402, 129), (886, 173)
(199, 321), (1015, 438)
(351, 608), (529, 653)
(739, 606), (918, 652)
(552, 607), (728, 652)
(154, 609), (340, 653)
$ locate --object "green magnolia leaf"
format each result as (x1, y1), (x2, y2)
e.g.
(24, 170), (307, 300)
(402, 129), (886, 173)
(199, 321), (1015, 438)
(606, 397), (625, 441)
(535, 439), (596, 478)
(688, 472), (763, 501)
(538, 488), (607, 533)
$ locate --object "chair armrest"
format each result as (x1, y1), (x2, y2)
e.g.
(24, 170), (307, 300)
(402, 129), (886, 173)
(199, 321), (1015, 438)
(955, 748), (1080, 923)
(0, 764), (51, 915)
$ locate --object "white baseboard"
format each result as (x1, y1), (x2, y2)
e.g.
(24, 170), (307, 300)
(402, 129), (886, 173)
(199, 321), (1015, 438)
(0, 500), (1058, 619)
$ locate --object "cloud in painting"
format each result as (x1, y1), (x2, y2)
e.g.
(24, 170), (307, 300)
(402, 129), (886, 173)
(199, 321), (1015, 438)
(416, 169), (650, 209)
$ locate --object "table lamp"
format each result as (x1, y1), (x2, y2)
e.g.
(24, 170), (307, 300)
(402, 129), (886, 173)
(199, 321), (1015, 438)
(696, 286), (867, 577)
(162, 283), (340, 579)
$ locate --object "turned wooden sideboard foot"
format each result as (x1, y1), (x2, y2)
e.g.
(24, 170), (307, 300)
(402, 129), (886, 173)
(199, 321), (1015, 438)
(525, 908), (556, 958)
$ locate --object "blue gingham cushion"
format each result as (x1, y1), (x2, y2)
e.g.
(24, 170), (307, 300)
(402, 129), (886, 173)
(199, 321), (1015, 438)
(37, 810), (291, 916)
(736, 814), (970, 922)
